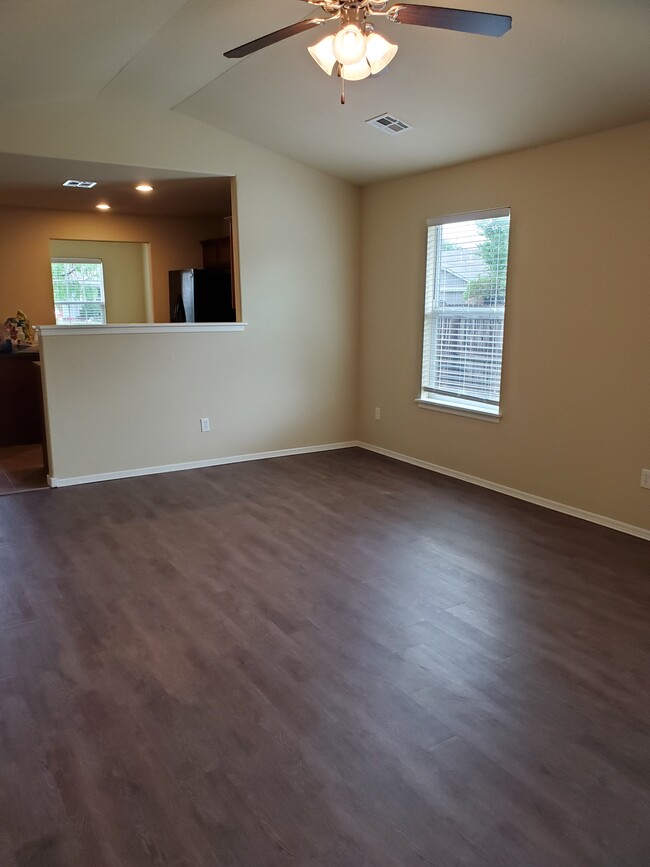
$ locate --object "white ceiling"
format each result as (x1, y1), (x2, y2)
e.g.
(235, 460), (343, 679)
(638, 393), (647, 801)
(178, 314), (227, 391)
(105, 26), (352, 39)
(1, 0), (648, 184)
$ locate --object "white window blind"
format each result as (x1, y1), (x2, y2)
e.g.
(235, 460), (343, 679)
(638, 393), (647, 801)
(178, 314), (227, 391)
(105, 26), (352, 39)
(51, 259), (106, 325)
(421, 209), (510, 414)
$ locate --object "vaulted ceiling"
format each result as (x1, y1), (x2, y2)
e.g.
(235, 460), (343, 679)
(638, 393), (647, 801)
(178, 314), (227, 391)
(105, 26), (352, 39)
(1, 0), (648, 183)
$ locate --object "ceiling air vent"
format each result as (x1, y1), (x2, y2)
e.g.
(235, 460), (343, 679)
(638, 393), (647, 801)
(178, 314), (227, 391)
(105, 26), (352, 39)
(62, 179), (97, 188)
(366, 114), (412, 136)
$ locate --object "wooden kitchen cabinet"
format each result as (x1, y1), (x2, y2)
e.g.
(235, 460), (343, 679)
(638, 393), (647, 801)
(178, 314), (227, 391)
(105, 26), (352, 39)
(200, 236), (231, 271)
(0, 350), (43, 447)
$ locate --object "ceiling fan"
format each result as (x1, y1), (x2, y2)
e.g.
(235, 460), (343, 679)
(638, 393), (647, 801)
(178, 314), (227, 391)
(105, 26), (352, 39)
(224, 1), (512, 103)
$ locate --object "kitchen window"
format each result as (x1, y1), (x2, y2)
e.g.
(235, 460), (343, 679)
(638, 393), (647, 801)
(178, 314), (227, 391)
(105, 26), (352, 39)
(51, 258), (106, 325)
(419, 208), (510, 419)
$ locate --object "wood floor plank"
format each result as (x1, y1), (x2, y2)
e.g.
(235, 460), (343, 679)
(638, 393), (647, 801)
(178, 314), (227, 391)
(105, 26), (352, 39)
(0, 447), (648, 865)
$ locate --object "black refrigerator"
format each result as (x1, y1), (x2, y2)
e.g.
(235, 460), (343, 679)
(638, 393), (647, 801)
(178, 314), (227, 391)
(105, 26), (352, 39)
(169, 269), (235, 323)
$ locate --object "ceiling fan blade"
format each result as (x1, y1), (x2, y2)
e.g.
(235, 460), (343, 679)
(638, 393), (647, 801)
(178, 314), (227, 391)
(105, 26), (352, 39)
(224, 19), (324, 59)
(390, 4), (512, 37)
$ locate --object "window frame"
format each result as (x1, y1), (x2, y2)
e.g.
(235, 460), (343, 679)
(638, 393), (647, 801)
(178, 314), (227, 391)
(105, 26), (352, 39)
(418, 207), (511, 421)
(51, 257), (107, 326)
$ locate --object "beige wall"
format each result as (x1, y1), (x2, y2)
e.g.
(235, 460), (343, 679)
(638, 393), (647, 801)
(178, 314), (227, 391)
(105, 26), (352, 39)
(0, 99), (645, 532)
(0, 204), (224, 324)
(40, 329), (355, 480)
(0, 97), (360, 475)
(50, 238), (149, 323)
(359, 122), (650, 531)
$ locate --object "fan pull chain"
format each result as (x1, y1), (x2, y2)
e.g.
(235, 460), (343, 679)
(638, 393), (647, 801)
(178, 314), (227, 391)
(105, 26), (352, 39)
(339, 64), (345, 105)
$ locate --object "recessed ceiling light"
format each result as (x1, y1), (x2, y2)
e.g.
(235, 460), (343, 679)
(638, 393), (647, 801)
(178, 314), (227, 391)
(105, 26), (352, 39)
(135, 183), (153, 192)
(63, 179), (97, 188)
(96, 203), (111, 211)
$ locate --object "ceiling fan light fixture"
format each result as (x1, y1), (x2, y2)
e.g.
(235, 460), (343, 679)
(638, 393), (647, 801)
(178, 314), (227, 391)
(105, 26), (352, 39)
(308, 34), (337, 75)
(365, 32), (398, 75)
(223, 5), (512, 102)
(332, 23), (366, 65)
(340, 57), (371, 81)
(224, 3), (512, 104)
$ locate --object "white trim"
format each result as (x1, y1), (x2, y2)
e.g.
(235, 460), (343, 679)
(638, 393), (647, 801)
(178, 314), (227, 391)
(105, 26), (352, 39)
(51, 257), (102, 264)
(44, 439), (650, 541)
(356, 442), (650, 542)
(416, 398), (501, 422)
(37, 323), (247, 336)
(47, 441), (357, 488)
(426, 207), (510, 227)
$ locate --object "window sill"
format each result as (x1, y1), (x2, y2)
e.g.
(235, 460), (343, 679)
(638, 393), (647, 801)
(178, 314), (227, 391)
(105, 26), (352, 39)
(415, 397), (501, 422)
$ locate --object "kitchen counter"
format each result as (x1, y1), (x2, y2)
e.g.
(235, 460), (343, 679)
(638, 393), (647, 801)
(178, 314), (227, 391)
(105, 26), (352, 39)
(0, 344), (40, 356)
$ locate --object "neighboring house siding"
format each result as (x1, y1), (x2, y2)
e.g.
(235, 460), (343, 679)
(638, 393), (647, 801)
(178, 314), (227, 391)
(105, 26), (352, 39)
(438, 250), (487, 306)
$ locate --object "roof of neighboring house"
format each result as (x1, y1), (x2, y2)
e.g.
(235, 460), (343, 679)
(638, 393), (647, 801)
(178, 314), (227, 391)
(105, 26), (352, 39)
(440, 249), (486, 284)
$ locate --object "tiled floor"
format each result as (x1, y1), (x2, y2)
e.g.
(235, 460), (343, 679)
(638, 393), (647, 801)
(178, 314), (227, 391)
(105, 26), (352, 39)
(0, 443), (48, 495)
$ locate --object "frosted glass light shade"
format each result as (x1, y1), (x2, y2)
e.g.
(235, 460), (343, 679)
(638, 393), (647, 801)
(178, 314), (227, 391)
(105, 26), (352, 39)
(340, 58), (371, 81)
(365, 32), (398, 74)
(308, 34), (337, 75)
(332, 24), (366, 65)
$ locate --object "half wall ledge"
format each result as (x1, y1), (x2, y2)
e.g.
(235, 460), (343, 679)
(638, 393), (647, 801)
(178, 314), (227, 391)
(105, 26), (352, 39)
(37, 323), (247, 336)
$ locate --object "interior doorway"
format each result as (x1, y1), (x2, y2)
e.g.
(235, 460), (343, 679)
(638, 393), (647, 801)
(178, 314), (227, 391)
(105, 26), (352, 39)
(49, 239), (153, 324)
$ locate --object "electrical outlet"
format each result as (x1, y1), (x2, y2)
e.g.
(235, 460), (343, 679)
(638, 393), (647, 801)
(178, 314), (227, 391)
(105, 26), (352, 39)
(641, 469), (650, 490)
(374, 407), (381, 421)
(200, 417), (210, 433)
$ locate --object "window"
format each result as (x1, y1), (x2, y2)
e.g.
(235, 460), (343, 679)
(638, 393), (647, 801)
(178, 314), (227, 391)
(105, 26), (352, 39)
(420, 208), (510, 418)
(51, 259), (106, 325)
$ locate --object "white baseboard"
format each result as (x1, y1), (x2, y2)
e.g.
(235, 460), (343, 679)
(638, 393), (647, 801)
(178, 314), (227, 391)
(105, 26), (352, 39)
(47, 441), (358, 489)
(45, 440), (650, 542)
(356, 441), (650, 542)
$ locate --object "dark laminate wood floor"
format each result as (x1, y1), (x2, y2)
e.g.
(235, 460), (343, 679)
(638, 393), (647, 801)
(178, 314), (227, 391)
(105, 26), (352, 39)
(0, 448), (648, 866)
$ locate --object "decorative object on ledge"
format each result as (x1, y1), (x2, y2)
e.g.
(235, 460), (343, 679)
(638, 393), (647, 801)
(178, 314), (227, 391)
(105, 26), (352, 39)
(2, 310), (36, 351)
